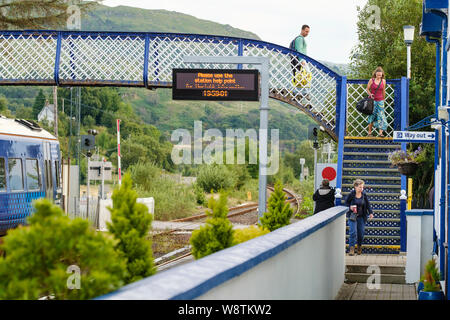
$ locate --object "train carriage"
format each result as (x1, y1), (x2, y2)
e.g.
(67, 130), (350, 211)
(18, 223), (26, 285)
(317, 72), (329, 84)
(0, 116), (61, 234)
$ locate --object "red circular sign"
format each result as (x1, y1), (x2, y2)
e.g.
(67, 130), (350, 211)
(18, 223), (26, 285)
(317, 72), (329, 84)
(322, 167), (337, 181)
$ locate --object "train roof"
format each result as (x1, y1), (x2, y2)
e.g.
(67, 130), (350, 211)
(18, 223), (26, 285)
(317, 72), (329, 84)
(0, 116), (58, 141)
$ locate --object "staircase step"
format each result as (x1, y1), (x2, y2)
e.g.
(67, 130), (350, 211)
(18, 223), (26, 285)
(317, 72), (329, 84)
(342, 175), (401, 181)
(343, 167), (398, 172)
(342, 192), (400, 197)
(343, 159), (392, 164)
(368, 200), (400, 205)
(344, 273), (405, 284)
(346, 235), (400, 240)
(344, 143), (400, 149)
(344, 152), (390, 156)
(370, 218), (400, 222)
(343, 184), (400, 189)
(346, 264), (405, 275)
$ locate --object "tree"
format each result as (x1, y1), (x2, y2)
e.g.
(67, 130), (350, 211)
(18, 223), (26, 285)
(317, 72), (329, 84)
(351, 0), (436, 206)
(352, 0), (435, 125)
(0, 199), (126, 300)
(259, 180), (293, 231)
(107, 174), (156, 284)
(0, 0), (100, 29)
(190, 192), (235, 259)
(0, 94), (7, 114)
(32, 89), (46, 119)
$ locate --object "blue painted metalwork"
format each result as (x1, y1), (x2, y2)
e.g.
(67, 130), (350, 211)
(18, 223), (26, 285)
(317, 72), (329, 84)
(54, 31), (62, 86)
(143, 34), (150, 88)
(424, 0), (449, 17)
(399, 77), (409, 252)
(442, 20), (448, 106)
(237, 39), (243, 70)
(335, 76), (347, 206)
(0, 29), (345, 140)
(440, 122), (446, 279)
(421, 5), (444, 38)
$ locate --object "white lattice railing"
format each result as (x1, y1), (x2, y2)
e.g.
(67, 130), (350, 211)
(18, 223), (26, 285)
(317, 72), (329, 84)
(0, 30), (341, 134)
(346, 80), (398, 137)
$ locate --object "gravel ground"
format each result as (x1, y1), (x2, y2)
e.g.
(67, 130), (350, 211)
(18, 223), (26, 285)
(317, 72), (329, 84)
(152, 232), (191, 259)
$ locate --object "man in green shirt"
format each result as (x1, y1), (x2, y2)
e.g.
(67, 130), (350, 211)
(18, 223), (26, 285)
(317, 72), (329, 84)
(291, 25), (311, 101)
(295, 25), (309, 56)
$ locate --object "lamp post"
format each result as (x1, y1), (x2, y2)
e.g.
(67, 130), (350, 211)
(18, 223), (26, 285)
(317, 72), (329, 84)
(403, 25), (415, 79)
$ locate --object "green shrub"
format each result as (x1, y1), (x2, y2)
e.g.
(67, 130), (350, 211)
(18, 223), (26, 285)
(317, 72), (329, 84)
(196, 164), (236, 192)
(107, 174), (156, 284)
(268, 162), (296, 186)
(228, 164), (251, 190)
(298, 193), (314, 216)
(233, 225), (269, 245)
(193, 183), (206, 205)
(128, 161), (160, 191)
(420, 259), (441, 292)
(129, 162), (197, 220)
(259, 180), (293, 231)
(0, 199), (126, 300)
(190, 193), (235, 259)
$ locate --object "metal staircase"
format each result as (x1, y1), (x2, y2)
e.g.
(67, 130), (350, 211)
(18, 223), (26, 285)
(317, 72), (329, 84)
(342, 137), (403, 254)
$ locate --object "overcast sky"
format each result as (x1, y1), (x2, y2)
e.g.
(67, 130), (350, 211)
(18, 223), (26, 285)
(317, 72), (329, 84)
(102, 0), (368, 64)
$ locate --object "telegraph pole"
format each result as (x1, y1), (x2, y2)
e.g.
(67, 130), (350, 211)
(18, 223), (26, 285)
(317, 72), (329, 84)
(53, 86), (58, 137)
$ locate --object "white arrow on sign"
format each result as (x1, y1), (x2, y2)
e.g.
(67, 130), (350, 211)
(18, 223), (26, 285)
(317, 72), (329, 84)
(393, 131), (436, 142)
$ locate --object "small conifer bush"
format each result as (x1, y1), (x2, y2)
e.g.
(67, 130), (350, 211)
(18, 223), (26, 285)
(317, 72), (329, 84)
(190, 192), (234, 259)
(107, 173), (156, 284)
(233, 225), (270, 245)
(0, 199), (126, 300)
(259, 180), (293, 231)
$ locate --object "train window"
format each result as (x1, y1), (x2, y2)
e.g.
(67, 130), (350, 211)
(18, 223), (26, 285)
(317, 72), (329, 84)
(26, 159), (40, 190)
(8, 158), (23, 191)
(54, 160), (60, 188)
(0, 158), (6, 192)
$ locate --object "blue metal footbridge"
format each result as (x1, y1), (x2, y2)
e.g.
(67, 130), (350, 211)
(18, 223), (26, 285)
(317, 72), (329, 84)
(0, 29), (410, 254)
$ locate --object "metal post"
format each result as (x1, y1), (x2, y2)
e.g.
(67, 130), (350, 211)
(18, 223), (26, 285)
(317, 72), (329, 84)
(335, 76), (347, 206)
(299, 158), (305, 182)
(440, 125), (446, 278)
(406, 45), (411, 79)
(101, 158), (105, 200)
(407, 178), (413, 210)
(314, 148), (317, 188)
(86, 157), (90, 220)
(117, 119), (121, 186)
(182, 56), (270, 220)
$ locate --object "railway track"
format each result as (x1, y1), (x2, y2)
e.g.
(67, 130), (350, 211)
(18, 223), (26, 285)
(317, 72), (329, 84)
(152, 186), (300, 238)
(154, 186), (301, 269)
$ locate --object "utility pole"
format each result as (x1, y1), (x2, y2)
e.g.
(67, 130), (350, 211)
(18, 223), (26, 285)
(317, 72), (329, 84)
(53, 86), (58, 137)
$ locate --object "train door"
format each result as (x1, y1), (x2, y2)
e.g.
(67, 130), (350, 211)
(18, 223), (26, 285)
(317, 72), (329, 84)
(51, 143), (62, 205)
(43, 141), (53, 200)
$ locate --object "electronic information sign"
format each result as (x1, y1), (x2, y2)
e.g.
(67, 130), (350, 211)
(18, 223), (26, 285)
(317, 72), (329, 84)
(172, 69), (259, 101)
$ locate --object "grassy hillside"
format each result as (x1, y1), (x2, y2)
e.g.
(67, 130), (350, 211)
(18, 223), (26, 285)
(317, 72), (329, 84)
(83, 4), (260, 40)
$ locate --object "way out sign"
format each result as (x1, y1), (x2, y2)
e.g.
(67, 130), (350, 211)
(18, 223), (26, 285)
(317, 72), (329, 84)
(315, 163), (337, 192)
(393, 131), (436, 143)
